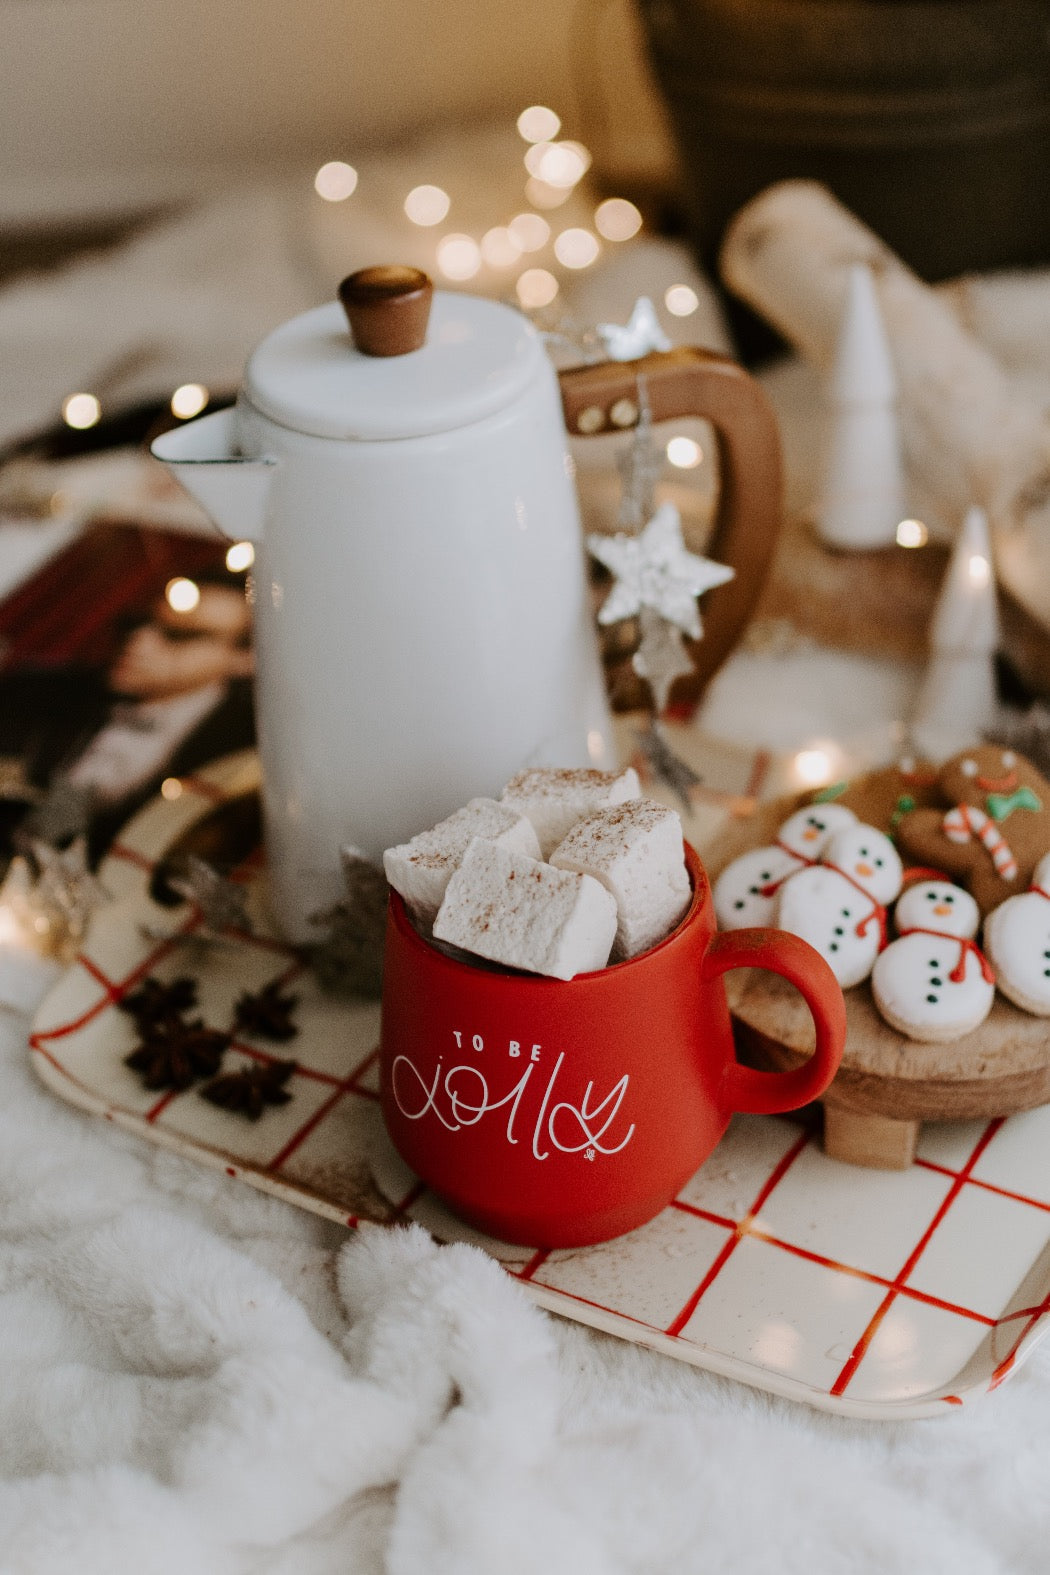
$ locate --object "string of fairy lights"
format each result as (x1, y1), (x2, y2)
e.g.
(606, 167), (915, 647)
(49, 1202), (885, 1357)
(58, 102), (704, 442)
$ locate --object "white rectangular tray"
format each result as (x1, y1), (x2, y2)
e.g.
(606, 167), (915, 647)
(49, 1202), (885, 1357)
(28, 744), (1050, 1420)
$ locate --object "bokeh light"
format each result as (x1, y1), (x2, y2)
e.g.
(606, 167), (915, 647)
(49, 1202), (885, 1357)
(516, 105), (561, 143)
(436, 234), (482, 281)
(666, 437), (703, 469)
(62, 393), (101, 430)
(225, 541), (255, 573)
(793, 748), (835, 787)
(665, 284), (700, 317)
(480, 227), (523, 268)
(314, 161), (358, 201)
(896, 518), (929, 548)
(516, 268), (559, 309)
(525, 177), (571, 210)
(508, 212), (550, 252)
(554, 228), (600, 269)
(595, 197), (642, 241)
(404, 184), (450, 226)
(170, 383), (209, 419)
(525, 141), (589, 189)
(165, 577), (201, 613)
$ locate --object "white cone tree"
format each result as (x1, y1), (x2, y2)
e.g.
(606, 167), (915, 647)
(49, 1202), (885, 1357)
(815, 263), (906, 550)
(911, 505), (1000, 760)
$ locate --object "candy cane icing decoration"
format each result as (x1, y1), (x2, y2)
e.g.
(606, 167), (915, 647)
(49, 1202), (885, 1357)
(942, 804), (1018, 880)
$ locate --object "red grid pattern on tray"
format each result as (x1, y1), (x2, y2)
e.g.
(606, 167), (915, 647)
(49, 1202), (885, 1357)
(664, 1130), (811, 1337)
(829, 1120), (1002, 1396)
(513, 1110), (1050, 1402)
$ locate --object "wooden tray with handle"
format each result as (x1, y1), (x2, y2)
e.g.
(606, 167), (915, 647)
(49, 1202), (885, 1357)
(706, 764), (1050, 1169)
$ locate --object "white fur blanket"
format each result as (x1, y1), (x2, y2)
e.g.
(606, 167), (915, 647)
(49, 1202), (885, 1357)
(2, 982), (1049, 1574)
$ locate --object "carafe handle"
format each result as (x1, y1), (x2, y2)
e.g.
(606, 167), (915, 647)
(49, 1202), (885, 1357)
(558, 348), (782, 709)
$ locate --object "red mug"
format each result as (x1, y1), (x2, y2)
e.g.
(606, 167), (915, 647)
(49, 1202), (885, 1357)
(379, 843), (845, 1247)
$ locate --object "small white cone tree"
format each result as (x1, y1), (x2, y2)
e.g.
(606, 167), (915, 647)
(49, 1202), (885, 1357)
(815, 263), (907, 550)
(911, 505), (1000, 760)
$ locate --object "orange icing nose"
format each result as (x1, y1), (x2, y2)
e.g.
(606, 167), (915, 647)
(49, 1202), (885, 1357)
(855, 862), (874, 878)
(802, 829), (819, 841)
(933, 903), (952, 916)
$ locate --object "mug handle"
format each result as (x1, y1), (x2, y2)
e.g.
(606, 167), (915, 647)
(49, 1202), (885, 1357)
(701, 927), (847, 1115)
(558, 348), (782, 707)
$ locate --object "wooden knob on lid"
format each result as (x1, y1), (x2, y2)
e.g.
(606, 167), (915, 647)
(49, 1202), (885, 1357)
(338, 266), (433, 357)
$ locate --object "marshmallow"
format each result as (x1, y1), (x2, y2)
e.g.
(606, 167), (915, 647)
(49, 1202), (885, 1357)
(383, 798), (541, 926)
(433, 839), (617, 980)
(500, 766), (641, 858)
(551, 798), (691, 959)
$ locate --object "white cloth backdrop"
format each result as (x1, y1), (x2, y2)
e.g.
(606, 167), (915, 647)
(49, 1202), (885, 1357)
(5, 134), (1050, 1571)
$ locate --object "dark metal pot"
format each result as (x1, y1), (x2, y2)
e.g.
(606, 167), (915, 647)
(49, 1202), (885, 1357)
(637, 0), (1050, 283)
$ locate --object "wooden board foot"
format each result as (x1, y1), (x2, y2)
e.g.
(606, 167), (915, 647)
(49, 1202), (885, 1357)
(823, 1106), (920, 1170)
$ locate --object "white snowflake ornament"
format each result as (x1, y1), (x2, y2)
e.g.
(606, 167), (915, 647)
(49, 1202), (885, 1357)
(588, 502), (734, 640)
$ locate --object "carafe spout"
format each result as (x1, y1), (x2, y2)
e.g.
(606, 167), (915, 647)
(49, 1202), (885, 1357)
(151, 407), (275, 543)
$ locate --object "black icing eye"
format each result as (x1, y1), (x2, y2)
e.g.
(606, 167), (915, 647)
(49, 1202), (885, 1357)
(760, 871), (771, 881)
(859, 846), (869, 856)
(806, 816), (820, 828)
(946, 893), (955, 903)
(875, 857), (884, 868)
(926, 891), (936, 901)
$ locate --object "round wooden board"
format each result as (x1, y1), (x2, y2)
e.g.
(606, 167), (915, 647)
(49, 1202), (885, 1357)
(705, 768), (1050, 1168)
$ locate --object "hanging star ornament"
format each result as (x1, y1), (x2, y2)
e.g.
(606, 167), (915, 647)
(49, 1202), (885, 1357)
(632, 606), (696, 713)
(588, 502), (735, 641)
(597, 297), (672, 362)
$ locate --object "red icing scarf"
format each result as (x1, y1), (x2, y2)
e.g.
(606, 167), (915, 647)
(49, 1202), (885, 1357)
(897, 927), (996, 985)
(825, 863), (889, 950)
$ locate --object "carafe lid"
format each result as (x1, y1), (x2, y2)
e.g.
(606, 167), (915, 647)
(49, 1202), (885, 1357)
(243, 267), (546, 441)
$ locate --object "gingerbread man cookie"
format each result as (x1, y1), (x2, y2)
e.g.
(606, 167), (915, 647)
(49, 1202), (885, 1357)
(896, 746), (1050, 916)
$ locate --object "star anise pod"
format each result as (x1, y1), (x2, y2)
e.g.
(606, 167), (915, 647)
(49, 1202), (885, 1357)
(124, 1017), (230, 1091)
(119, 975), (199, 1029)
(200, 1058), (297, 1120)
(233, 980), (299, 1042)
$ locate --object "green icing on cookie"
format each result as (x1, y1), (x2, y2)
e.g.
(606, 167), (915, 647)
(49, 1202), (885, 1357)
(812, 781), (848, 803)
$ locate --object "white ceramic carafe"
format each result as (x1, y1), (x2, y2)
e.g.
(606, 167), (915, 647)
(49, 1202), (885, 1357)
(152, 267), (783, 942)
(152, 268), (615, 939)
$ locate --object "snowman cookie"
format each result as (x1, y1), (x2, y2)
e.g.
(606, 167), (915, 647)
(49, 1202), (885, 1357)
(776, 823), (904, 988)
(872, 880), (995, 1042)
(984, 851), (1050, 1014)
(896, 746), (1050, 916)
(713, 802), (857, 930)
